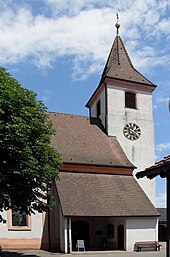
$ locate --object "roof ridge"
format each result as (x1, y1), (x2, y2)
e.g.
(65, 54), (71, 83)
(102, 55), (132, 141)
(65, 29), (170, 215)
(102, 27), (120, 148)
(48, 111), (89, 118)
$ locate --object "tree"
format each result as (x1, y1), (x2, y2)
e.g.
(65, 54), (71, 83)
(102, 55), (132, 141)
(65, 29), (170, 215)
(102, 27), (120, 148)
(0, 67), (62, 222)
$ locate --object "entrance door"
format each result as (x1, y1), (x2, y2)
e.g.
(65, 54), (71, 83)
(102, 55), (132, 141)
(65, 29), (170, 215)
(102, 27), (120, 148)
(72, 220), (89, 249)
(118, 224), (124, 250)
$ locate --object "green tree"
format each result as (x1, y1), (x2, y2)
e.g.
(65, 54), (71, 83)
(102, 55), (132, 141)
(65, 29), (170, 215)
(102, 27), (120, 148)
(0, 67), (61, 222)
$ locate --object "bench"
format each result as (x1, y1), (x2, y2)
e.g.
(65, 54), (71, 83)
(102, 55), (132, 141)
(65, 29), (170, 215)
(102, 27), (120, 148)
(135, 241), (161, 251)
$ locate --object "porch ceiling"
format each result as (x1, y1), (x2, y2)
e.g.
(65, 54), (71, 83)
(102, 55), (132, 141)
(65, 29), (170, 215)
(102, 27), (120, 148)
(56, 172), (159, 217)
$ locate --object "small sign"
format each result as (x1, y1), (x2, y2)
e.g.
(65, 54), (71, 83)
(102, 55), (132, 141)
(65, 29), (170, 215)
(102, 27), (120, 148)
(77, 240), (85, 251)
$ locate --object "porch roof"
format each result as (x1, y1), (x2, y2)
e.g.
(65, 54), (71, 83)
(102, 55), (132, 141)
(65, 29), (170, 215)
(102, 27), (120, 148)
(56, 172), (159, 217)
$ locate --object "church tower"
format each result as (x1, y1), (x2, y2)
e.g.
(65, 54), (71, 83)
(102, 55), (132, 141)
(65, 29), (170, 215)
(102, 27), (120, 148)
(86, 17), (156, 205)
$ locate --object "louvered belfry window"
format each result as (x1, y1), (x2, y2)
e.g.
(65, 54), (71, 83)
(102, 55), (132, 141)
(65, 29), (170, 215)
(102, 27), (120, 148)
(125, 92), (136, 109)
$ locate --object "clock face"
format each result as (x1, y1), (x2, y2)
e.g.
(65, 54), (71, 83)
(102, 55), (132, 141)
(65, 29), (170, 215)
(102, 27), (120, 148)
(123, 123), (141, 141)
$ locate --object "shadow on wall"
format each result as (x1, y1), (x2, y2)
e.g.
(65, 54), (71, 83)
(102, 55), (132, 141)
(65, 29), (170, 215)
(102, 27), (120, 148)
(40, 210), (49, 250)
(40, 186), (60, 251)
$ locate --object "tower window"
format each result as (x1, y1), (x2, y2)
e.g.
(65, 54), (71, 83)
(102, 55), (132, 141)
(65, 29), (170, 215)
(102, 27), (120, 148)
(97, 100), (101, 118)
(125, 92), (136, 109)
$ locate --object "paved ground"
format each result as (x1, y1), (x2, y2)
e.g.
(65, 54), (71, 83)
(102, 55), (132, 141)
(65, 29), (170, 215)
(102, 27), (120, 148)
(0, 249), (166, 257)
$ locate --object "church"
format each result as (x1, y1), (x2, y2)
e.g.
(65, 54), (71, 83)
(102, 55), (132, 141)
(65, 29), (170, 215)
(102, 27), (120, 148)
(0, 19), (159, 253)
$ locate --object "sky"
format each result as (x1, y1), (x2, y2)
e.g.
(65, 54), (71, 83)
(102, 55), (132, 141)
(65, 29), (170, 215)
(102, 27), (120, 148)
(0, 0), (169, 207)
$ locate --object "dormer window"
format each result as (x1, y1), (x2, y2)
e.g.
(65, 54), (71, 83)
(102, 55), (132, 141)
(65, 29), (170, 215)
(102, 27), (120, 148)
(125, 92), (136, 109)
(97, 100), (101, 118)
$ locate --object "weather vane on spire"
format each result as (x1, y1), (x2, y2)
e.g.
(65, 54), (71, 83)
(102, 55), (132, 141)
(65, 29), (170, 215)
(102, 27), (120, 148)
(115, 13), (120, 35)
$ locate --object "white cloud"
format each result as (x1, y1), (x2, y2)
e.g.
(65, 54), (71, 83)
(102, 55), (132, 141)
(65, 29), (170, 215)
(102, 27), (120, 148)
(38, 89), (52, 103)
(156, 193), (166, 207)
(154, 94), (170, 109)
(156, 143), (170, 153)
(157, 96), (169, 104)
(0, 0), (169, 79)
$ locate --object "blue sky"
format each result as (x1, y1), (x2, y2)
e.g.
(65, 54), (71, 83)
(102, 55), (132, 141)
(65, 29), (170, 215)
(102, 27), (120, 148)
(0, 0), (169, 207)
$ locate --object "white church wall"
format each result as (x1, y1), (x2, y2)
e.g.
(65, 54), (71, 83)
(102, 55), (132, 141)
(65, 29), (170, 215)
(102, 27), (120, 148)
(0, 211), (43, 239)
(126, 217), (158, 252)
(107, 85), (156, 205)
(0, 210), (43, 249)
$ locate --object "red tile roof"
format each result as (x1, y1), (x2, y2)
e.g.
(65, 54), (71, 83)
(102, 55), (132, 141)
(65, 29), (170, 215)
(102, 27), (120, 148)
(136, 155), (170, 179)
(148, 155), (170, 169)
(56, 172), (159, 217)
(49, 112), (134, 168)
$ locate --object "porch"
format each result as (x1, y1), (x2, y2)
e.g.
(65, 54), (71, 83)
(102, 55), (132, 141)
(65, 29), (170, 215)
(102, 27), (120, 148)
(56, 172), (159, 253)
(60, 216), (126, 253)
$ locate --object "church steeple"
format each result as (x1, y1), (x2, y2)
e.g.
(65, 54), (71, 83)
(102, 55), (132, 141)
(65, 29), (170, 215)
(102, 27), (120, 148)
(86, 17), (157, 205)
(86, 16), (156, 109)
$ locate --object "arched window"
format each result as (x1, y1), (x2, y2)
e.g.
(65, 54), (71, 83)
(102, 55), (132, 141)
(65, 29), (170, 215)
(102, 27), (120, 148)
(107, 224), (114, 238)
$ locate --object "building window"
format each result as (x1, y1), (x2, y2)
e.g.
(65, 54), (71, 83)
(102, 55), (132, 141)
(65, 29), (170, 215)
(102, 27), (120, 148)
(107, 224), (114, 238)
(12, 210), (27, 226)
(97, 100), (101, 118)
(7, 209), (31, 231)
(125, 92), (136, 109)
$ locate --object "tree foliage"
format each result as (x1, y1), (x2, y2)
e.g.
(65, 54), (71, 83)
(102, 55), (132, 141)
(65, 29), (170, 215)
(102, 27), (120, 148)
(0, 68), (61, 221)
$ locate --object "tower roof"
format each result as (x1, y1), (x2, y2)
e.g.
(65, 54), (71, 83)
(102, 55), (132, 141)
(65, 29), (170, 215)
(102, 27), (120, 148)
(102, 35), (155, 86)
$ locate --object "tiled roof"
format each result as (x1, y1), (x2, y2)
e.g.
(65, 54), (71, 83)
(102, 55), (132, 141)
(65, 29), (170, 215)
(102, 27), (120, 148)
(49, 112), (134, 168)
(136, 155), (170, 179)
(56, 172), (159, 217)
(147, 155), (170, 169)
(102, 36), (155, 86)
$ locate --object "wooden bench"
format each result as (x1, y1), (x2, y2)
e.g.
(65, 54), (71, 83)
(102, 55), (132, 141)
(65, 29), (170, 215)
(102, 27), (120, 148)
(135, 241), (161, 251)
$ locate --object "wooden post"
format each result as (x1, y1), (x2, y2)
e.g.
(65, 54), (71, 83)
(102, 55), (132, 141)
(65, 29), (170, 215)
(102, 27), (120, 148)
(167, 176), (170, 257)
